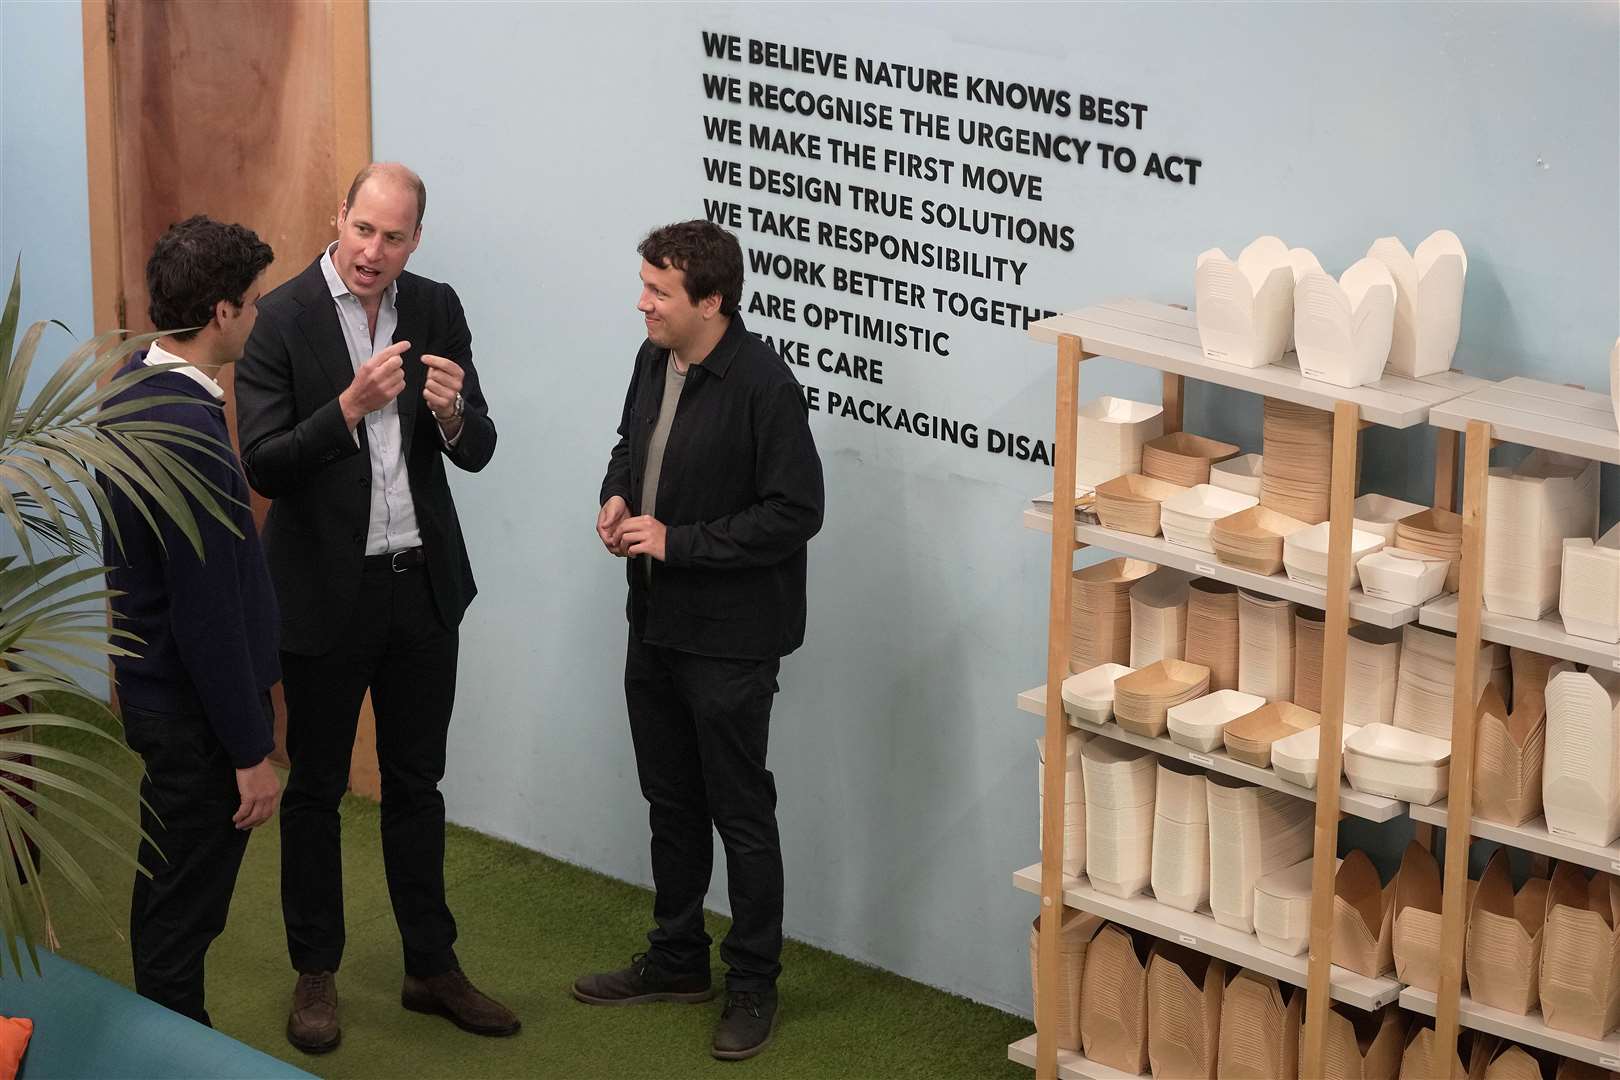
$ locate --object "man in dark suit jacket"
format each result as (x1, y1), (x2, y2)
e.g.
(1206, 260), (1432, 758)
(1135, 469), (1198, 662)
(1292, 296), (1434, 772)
(236, 163), (517, 1053)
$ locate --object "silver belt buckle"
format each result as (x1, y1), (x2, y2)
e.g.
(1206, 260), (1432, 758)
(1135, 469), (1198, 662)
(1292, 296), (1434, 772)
(391, 549), (411, 573)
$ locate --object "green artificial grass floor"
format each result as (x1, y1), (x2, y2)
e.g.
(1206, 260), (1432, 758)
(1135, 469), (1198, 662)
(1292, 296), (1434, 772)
(32, 701), (1028, 1079)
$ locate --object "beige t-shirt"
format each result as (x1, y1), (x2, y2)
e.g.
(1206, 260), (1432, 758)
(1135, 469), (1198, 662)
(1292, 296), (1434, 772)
(640, 355), (687, 577)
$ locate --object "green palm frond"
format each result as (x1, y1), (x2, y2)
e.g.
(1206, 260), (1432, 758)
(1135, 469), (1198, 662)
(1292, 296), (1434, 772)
(0, 258), (257, 969)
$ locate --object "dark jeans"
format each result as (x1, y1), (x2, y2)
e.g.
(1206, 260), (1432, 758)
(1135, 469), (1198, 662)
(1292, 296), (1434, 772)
(124, 699), (264, 1026)
(279, 558), (459, 978)
(625, 630), (783, 991)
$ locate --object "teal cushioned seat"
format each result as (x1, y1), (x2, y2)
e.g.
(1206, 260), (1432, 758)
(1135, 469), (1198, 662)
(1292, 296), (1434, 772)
(0, 949), (312, 1079)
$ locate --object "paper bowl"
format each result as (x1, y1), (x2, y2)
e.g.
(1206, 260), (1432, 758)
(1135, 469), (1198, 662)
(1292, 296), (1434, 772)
(1061, 663), (1136, 723)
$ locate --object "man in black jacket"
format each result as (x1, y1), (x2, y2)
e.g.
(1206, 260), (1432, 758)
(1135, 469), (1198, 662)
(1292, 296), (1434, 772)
(236, 163), (515, 1052)
(574, 221), (824, 1062)
(104, 215), (280, 1026)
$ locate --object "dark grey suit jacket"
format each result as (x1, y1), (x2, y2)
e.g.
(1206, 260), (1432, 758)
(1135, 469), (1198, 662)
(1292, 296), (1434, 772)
(236, 256), (495, 655)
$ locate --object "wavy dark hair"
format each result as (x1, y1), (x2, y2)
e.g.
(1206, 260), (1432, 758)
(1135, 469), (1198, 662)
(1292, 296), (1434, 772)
(637, 220), (743, 316)
(145, 216), (274, 340)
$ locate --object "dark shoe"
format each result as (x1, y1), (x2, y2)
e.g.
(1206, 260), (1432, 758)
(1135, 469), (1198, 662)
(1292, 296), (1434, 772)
(572, 951), (715, 1006)
(712, 989), (779, 1061)
(287, 971), (341, 1054)
(402, 967), (522, 1037)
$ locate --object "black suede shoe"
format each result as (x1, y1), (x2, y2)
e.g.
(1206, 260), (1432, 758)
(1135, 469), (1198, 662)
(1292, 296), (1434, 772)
(712, 988), (779, 1061)
(572, 952), (715, 1006)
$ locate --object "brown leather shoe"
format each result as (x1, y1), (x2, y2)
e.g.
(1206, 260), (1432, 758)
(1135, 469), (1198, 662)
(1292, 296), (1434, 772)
(403, 968), (522, 1037)
(287, 971), (340, 1054)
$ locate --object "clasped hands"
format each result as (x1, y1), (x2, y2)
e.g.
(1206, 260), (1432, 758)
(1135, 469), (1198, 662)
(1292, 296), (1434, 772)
(338, 339), (465, 433)
(596, 495), (667, 561)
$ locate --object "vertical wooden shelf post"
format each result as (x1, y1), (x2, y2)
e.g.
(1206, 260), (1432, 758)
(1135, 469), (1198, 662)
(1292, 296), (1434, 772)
(1036, 333), (1088, 1080)
(1300, 399), (1362, 1077)
(1431, 419), (1492, 1077)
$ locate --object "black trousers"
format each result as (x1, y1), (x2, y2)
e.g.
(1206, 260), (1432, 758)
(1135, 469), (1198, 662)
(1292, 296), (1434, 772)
(279, 558), (459, 978)
(124, 700), (261, 1026)
(625, 630), (783, 992)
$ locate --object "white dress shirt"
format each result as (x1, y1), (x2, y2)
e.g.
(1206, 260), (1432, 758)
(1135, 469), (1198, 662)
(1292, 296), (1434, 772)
(320, 243), (422, 556)
(144, 340), (226, 400)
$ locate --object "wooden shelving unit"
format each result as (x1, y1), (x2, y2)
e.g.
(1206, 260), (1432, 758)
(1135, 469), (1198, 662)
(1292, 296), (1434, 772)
(1017, 300), (1489, 1079)
(1418, 376), (1620, 1078)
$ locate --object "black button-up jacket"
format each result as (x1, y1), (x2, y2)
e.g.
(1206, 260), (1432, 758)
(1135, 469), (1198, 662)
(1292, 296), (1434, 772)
(600, 314), (824, 660)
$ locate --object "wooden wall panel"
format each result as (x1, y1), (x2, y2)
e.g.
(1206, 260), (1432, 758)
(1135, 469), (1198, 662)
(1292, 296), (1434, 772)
(85, 0), (380, 797)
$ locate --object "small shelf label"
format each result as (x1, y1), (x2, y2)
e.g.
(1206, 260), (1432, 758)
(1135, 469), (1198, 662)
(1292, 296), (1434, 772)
(1189, 753), (1214, 766)
(1194, 564), (1218, 576)
(1600, 1059), (1619, 1070)
(1177, 933), (1197, 946)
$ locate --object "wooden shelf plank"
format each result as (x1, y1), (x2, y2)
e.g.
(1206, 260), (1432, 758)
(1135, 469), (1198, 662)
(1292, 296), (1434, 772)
(1016, 685), (1404, 822)
(1007, 1035), (1145, 1079)
(1023, 507), (1418, 629)
(1027, 300), (1488, 429)
(1419, 594), (1620, 672)
(1427, 377), (1620, 465)
(1012, 863), (1402, 1011)
(1406, 800), (1620, 875)
(1400, 987), (1620, 1070)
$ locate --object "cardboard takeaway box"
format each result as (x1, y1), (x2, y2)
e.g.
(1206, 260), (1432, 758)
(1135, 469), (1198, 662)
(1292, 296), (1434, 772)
(1027, 908), (1104, 1052)
(1393, 840), (1452, 993)
(1315, 1003), (1406, 1080)
(1079, 922), (1152, 1074)
(1216, 970), (1302, 1080)
(1472, 684), (1547, 828)
(1539, 864), (1620, 1040)
(1334, 849), (1397, 979)
(1398, 1028), (1498, 1080)
(1145, 942), (1227, 1080)
(1463, 849), (1549, 1015)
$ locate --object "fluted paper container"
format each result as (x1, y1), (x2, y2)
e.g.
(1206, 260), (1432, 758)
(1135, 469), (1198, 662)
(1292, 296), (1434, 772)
(1253, 857), (1317, 956)
(1538, 864), (1620, 1040)
(1472, 684), (1546, 827)
(1464, 849), (1548, 1015)
(1392, 840), (1452, 994)
(1294, 258), (1396, 389)
(1559, 522), (1620, 644)
(1095, 473), (1188, 537)
(1216, 970), (1303, 1080)
(1168, 689), (1266, 753)
(1142, 432), (1241, 489)
(1028, 908), (1105, 1051)
(1210, 453), (1264, 498)
(1344, 723), (1451, 805)
(1366, 229), (1467, 379)
(1061, 663), (1135, 724)
(1080, 923), (1151, 1074)
(1238, 591), (1296, 703)
(1130, 568), (1191, 668)
(1345, 625), (1402, 728)
(1333, 849), (1397, 978)
(1114, 659), (1211, 737)
(1195, 236), (1296, 369)
(1146, 943), (1228, 1080)
(1206, 776), (1314, 933)
(1037, 732), (1087, 878)
(1484, 450), (1600, 620)
(1224, 701), (1319, 769)
(1316, 1003), (1407, 1080)
(1543, 664), (1620, 846)
(1076, 395), (1165, 487)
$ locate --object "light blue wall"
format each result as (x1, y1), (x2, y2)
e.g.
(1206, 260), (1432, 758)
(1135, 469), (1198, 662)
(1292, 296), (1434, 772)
(368, 0), (1617, 1016)
(1, 0), (94, 360)
(3, 0), (1614, 1018)
(0, 0), (107, 698)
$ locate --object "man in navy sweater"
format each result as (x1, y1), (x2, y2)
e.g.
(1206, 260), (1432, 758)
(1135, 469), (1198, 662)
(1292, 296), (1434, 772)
(103, 215), (281, 1026)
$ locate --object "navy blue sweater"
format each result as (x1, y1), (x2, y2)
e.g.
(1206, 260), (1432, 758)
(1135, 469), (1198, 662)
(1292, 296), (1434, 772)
(102, 356), (279, 767)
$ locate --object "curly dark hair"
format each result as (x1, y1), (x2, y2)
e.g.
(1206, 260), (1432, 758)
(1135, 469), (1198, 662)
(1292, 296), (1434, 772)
(146, 216), (274, 340)
(637, 221), (743, 316)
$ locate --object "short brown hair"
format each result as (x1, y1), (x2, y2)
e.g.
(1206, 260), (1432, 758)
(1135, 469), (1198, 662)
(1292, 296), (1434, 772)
(637, 221), (743, 317)
(345, 162), (427, 230)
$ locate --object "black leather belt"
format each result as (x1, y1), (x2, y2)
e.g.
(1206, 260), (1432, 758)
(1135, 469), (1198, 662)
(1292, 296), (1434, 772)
(365, 547), (426, 572)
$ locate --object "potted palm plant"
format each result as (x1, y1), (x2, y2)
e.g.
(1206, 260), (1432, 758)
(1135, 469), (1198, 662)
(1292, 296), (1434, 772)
(0, 260), (239, 975)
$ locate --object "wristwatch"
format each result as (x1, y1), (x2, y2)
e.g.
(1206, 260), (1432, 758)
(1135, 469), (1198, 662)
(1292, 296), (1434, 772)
(453, 391), (465, 418)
